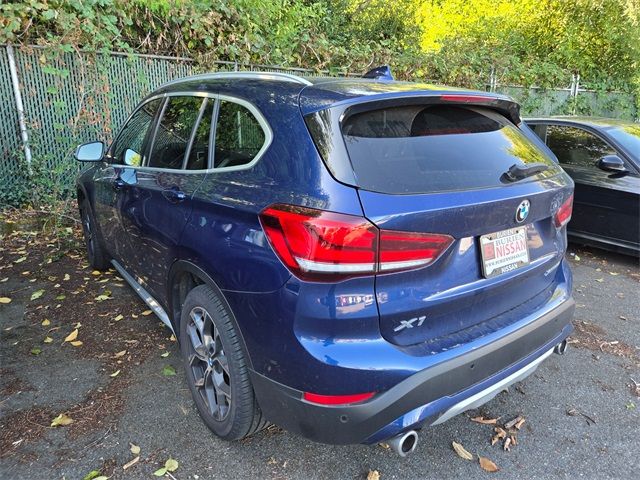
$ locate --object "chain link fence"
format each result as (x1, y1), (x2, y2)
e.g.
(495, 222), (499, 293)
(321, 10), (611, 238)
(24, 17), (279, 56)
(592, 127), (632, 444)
(0, 45), (637, 205)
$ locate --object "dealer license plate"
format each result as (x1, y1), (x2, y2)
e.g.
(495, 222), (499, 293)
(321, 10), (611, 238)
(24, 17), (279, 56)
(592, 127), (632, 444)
(479, 227), (530, 278)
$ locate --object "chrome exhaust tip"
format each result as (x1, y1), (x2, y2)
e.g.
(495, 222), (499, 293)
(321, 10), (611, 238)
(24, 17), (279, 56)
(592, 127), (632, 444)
(554, 339), (568, 355)
(386, 430), (418, 457)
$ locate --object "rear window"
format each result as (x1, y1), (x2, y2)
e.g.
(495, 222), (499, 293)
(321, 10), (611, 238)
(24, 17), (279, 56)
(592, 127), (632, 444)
(341, 105), (558, 194)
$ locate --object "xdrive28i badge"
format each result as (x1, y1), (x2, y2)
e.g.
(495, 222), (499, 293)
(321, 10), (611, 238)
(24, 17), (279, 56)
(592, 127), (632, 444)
(515, 200), (530, 223)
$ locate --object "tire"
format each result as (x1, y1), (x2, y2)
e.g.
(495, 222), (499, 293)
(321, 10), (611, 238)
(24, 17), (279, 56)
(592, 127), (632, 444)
(180, 284), (268, 440)
(79, 199), (109, 270)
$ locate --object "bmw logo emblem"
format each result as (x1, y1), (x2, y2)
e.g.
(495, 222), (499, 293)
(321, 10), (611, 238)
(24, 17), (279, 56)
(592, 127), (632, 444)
(516, 200), (530, 223)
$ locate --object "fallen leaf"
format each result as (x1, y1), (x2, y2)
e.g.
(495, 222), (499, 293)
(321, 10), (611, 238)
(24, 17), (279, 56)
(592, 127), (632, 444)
(595, 278), (604, 283)
(64, 328), (79, 342)
(153, 467), (167, 477)
(114, 314), (124, 322)
(44, 336), (53, 343)
(452, 441), (473, 460)
(0, 297), (11, 304)
(503, 436), (512, 451)
(574, 254), (580, 261)
(160, 351), (170, 358)
(367, 470), (380, 480)
(169, 334), (176, 342)
(113, 350), (127, 358)
(626, 402), (636, 409)
(514, 417), (526, 430)
(14, 256), (27, 263)
(64, 274), (70, 281)
(471, 416), (498, 425)
(110, 369), (121, 377)
(491, 427), (507, 446)
(141, 310), (153, 316)
(70, 340), (83, 347)
(504, 415), (524, 430)
(165, 458), (179, 472)
(51, 413), (74, 427)
(41, 319), (51, 326)
(30, 347), (42, 355)
(609, 272), (619, 276)
(123, 456), (140, 470)
(479, 456), (499, 472)
(82, 470), (101, 480)
(56, 294), (66, 300)
(130, 443), (141, 455)
(92, 270), (101, 276)
(162, 365), (177, 376)
(30, 289), (45, 301)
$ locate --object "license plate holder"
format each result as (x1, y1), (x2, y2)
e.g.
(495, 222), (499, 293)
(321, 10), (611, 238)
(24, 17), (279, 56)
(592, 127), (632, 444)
(479, 227), (530, 278)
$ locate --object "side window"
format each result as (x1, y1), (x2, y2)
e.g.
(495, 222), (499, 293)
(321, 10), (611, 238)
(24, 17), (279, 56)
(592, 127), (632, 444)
(149, 96), (204, 169)
(111, 99), (161, 166)
(545, 125), (616, 168)
(186, 99), (214, 170)
(214, 100), (266, 168)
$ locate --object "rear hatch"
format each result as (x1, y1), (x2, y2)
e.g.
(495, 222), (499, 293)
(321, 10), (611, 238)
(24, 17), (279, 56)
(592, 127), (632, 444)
(304, 91), (573, 349)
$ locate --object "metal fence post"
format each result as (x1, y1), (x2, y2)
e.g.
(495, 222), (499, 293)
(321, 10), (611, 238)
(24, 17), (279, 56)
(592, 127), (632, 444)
(6, 44), (32, 174)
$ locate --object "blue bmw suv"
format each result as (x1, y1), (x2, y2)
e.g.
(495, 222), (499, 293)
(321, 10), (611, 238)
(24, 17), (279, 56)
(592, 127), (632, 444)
(75, 70), (575, 456)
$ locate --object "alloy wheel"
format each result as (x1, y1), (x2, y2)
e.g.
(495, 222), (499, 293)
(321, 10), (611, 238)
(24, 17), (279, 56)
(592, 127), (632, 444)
(186, 306), (231, 421)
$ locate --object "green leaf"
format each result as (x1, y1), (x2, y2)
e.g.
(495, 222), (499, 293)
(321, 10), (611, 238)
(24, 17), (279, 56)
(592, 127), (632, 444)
(82, 470), (101, 480)
(153, 467), (167, 476)
(162, 365), (176, 376)
(31, 289), (45, 301)
(30, 347), (42, 355)
(165, 458), (179, 472)
(160, 351), (170, 358)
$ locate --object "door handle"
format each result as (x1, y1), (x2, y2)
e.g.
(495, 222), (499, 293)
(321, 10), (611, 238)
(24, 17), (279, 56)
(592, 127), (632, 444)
(112, 178), (126, 191)
(162, 188), (187, 204)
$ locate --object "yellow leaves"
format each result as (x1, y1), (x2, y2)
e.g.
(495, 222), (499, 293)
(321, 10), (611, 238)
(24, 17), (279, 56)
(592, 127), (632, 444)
(366, 470), (380, 480)
(51, 413), (74, 427)
(130, 443), (140, 455)
(64, 273), (70, 281)
(113, 350), (127, 358)
(42, 319), (51, 326)
(44, 336), (53, 343)
(64, 328), (79, 342)
(114, 314), (124, 322)
(0, 297), (11, 304)
(92, 270), (101, 276)
(154, 457), (179, 476)
(30, 289), (45, 301)
(452, 441), (474, 460)
(479, 456), (499, 472)
(141, 310), (152, 316)
(70, 341), (83, 347)
(110, 369), (121, 377)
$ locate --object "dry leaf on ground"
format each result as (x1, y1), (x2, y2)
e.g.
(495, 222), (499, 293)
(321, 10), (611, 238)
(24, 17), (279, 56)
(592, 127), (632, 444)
(367, 470), (380, 480)
(479, 456), (499, 472)
(64, 328), (79, 342)
(452, 441), (473, 460)
(471, 416), (498, 425)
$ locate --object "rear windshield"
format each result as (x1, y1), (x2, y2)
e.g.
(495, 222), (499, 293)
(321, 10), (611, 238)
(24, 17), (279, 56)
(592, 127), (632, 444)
(341, 105), (558, 194)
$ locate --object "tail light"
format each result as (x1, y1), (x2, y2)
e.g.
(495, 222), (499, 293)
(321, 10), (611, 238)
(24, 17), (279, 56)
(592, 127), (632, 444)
(259, 204), (453, 281)
(554, 194), (573, 228)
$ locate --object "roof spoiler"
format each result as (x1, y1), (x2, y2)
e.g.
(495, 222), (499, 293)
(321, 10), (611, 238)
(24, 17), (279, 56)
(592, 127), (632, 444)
(362, 65), (394, 81)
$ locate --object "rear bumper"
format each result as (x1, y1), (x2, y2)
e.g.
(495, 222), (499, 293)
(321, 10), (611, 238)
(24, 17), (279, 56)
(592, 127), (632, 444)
(250, 296), (574, 445)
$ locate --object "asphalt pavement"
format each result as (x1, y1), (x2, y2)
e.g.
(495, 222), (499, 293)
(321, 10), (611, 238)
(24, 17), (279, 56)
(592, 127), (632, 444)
(1, 240), (638, 480)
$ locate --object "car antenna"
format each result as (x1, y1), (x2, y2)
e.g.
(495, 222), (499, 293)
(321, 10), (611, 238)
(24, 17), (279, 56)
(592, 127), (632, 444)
(362, 65), (394, 81)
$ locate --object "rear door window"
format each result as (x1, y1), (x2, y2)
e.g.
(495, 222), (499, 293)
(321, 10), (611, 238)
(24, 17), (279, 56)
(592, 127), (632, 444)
(149, 96), (205, 169)
(341, 105), (558, 194)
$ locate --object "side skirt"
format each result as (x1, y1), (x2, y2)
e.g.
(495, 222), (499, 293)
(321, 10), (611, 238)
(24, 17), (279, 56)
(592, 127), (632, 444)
(111, 259), (175, 334)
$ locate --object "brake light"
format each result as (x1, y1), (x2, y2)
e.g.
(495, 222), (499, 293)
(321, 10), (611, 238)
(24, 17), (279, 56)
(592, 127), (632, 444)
(259, 204), (453, 281)
(303, 391), (375, 405)
(554, 194), (573, 228)
(440, 94), (496, 103)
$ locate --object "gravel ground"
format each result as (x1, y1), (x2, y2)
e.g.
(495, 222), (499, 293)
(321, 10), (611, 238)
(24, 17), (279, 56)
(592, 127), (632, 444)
(1, 214), (638, 480)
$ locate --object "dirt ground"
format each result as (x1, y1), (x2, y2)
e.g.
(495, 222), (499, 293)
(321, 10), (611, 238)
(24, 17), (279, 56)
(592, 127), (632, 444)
(1, 208), (639, 480)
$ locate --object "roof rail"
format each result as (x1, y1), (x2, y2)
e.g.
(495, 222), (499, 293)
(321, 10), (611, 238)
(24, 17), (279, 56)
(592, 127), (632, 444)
(158, 71), (313, 89)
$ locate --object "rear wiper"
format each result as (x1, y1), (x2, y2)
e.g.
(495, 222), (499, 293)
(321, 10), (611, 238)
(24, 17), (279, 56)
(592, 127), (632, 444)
(502, 162), (549, 182)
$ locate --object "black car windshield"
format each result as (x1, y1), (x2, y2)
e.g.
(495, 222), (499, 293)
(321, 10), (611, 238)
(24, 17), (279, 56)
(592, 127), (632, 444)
(341, 105), (559, 194)
(607, 125), (640, 162)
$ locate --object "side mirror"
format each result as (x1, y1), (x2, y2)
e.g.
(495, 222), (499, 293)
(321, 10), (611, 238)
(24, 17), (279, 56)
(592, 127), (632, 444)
(75, 141), (104, 162)
(596, 154), (626, 172)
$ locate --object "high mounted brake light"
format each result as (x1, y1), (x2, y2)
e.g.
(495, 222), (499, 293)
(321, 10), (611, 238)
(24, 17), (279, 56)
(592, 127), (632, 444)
(259, 204), (454, 281)
(440, 94), (497, 103)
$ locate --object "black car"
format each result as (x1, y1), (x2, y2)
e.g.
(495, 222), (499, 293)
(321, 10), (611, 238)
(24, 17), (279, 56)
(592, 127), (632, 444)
(526, 117), (640, 256)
